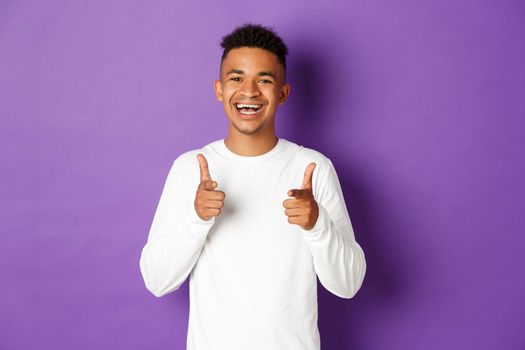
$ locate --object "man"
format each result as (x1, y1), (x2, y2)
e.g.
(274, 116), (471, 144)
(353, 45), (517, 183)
(139, 23), (366, 350)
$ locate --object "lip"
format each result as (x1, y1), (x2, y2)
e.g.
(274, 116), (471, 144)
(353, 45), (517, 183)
(233, 103), (265, 120)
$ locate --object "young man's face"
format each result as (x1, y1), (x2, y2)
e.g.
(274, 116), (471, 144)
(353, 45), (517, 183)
(214, 47), (291, 136)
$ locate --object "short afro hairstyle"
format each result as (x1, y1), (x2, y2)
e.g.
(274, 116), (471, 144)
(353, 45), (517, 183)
(220, 23), (289, 71)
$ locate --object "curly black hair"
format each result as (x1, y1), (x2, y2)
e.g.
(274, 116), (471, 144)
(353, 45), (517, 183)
(220, 23), (289, 70)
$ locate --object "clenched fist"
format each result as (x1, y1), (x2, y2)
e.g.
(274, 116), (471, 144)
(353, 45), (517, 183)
(283, 162), (319, 231)
(194, 153), (226, 221)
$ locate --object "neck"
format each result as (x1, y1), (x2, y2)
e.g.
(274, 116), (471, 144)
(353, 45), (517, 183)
(224, 132), (279, 157)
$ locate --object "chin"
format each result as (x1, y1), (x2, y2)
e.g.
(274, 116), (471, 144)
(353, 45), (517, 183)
(235, 125), (263, 135)
(232, 121), (265, 135)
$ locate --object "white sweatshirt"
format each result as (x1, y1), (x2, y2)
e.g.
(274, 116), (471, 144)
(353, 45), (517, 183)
(139, 137), (366, 350)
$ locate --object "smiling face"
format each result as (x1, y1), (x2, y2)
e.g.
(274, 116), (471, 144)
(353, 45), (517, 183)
(214, 47), (291, 137)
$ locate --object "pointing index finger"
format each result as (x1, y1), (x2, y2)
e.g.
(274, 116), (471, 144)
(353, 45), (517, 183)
(301, 162), (316, 190)
(197, 153), (212, 182)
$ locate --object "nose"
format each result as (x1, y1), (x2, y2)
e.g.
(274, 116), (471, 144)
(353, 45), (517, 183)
(239, 79), (261, 98)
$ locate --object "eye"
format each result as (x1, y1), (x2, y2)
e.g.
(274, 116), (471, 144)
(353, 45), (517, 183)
(230, 77), (241, 82)
(259, 79), (272, 84)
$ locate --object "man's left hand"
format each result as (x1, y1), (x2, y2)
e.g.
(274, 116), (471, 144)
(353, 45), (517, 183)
(283, 162), (319, 231)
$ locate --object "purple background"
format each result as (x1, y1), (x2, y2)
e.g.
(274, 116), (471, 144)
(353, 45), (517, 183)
(1, 0), (524, 349)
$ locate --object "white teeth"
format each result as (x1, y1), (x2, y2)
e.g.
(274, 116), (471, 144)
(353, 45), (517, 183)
(240, 109), (258, 115)
(236, 103), (262, 109)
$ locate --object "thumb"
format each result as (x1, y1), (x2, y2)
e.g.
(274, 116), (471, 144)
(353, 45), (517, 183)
(202, 180), (218, 191)
(301, 162), (316, 190)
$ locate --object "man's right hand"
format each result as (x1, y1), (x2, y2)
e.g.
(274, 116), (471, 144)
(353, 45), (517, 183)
(194, 153), (226, 221)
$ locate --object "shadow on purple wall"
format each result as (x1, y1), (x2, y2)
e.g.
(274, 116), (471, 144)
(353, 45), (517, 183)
(286, 44), (418, 349)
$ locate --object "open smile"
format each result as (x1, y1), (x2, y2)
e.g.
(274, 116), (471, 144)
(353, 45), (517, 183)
(234, 103), (264, 119)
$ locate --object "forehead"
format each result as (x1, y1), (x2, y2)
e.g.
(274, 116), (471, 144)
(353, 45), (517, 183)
(220, 47), (283, 76)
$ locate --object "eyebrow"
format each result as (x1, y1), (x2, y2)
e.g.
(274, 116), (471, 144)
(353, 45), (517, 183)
(226, 69), (276, 79)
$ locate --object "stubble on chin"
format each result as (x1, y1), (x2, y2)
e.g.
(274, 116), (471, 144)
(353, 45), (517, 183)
(232, 120), (264, 135)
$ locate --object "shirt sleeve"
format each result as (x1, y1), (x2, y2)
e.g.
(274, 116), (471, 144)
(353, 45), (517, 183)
(300, 158), (366, 299)
(139, 156), (215, 297)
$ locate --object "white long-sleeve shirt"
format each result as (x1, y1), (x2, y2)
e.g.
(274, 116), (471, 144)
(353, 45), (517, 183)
(139, 137), (366, 350)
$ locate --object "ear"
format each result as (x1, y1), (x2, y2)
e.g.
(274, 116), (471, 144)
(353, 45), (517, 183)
(278, 83), (291, 105)
(214, 79), (223, 101)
